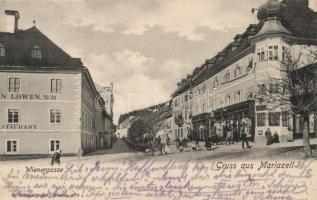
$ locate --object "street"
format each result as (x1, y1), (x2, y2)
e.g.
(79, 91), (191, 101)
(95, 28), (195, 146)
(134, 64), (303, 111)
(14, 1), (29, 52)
(2, 138), (317, 167)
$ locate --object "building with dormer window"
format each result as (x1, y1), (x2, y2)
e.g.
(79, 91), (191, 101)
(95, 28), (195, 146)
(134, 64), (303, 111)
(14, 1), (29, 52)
(171, 0), (317, 145)
(0, 10), (110, 157)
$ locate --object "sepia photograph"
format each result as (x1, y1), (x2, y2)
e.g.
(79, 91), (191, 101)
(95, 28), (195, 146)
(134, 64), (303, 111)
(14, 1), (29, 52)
(1, 0), (317, 199)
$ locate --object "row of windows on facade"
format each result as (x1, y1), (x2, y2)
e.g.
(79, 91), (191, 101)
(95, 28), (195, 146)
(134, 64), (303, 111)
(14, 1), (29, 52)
(7, 109), (61, 124)
(175, 89), (242, 109)
(6, 139), (60, 153)
(0, 43), (42, 59)
(174, 59), (253, 107)
(82, 112), (95, 130)
(256, 45), (289, 62)
(256, 112), (289, 127)
(8, 77), (62, 93)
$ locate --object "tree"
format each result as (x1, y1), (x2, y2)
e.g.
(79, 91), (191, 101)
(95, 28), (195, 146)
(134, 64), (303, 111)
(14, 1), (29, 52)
(262, 47), (317, 158)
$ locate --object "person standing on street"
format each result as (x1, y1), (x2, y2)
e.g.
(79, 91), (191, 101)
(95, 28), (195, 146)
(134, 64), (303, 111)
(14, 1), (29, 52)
(51, 149), (62, 165)
(241, 131), (251, 149)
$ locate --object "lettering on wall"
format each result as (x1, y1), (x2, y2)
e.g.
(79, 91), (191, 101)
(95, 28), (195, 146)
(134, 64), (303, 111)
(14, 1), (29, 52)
(0, 124), (37, 130)
(0, 94), (56, 101)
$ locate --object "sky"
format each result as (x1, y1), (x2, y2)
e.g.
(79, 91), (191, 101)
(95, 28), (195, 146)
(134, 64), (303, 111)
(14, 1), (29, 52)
(0, 0), (270, 124)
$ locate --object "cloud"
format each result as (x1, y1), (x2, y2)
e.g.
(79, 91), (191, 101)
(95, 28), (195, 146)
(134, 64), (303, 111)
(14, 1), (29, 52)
(59, 0), (260, 41)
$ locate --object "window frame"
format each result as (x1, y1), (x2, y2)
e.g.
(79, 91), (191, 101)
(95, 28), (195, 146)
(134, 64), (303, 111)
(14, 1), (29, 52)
(8, 77), (20, 93)
(50, 78), (62, 94)
(6, 139), (18, 154)
(269, 112), (280, 126)
(50, 109), (61, 124)
(257, 113), (266, 127)
(0, 43), (5, 57)
(31, 45), (42, 59)
(8, 109), (19, 124)
(49, 139), (61, 153)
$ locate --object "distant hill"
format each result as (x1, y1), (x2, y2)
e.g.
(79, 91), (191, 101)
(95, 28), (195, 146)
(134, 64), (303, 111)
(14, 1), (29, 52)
(118, 101), (172, 130)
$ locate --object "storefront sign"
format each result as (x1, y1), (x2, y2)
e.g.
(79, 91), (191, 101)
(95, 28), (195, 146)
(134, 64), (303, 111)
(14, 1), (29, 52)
(256, 105), (266, 111)
(0, 124), (37, 130)
(0, 94), (56, 101)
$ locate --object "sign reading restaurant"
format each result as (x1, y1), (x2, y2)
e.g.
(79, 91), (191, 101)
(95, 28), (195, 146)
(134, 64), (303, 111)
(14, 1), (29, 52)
(0, 124), (37, 130)
(0, 94), (56, 101)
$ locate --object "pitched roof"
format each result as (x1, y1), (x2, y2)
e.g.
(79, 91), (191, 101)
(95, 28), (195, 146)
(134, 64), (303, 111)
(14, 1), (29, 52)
(0, 26), (83, 68)
(171, 0), (317, 98)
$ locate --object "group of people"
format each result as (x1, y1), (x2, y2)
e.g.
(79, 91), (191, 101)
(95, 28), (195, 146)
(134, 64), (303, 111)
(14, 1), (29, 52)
(147, 135), (171, 155)
(265, 128), (280, 145)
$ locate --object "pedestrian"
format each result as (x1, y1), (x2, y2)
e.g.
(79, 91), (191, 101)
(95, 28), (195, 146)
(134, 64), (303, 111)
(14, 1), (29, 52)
(226, 129), (233, 145)
(265, 128), (273, 145)
(166, 134), (170, 145)
(273, 131), (280, 143)
(175, 136), (180, 149)
(287, 127), (294, 142)
(77, 148), (83, 160)
(241, 131), (251, 149)
(51, 149), (62, 165)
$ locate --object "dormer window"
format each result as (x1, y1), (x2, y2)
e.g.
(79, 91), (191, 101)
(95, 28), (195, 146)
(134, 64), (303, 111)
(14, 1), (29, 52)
(31, 45), (41, 59)
(0, 43), (5, 56)
(223, 69), (231, 82)
(213, 77), (219, 88)
(234, 63), (242, 78)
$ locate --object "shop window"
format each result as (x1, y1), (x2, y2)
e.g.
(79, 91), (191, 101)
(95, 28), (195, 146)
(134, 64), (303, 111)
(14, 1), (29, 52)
(0, 43), (5, 56)
(51, 78), (62, 93)
(50, 140), (60, 152)
(8, 109), (19, 123)
(50, 109), (61, 124)
(269, 112), (280, 126)
(282, 112), (289, 127)
(31, 45), (42, 59)
(6, 140), (17, 153)
(9, 77), (20, 93)
(257, 113), (266, 126)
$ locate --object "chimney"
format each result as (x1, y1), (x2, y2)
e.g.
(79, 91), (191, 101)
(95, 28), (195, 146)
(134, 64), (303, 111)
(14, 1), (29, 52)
(4, 10), (20, 33)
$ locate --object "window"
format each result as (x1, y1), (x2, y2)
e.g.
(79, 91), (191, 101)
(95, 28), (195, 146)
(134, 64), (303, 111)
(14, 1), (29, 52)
(258, 84), (266, 95)
(269, 112), (280, 126)
(268, 46), (279, 61)
(8, 109), (19, 123)
(236, 90), (241, 103)
(9, 77), (20, 93)
(282, 112), (289, 127)
(0, 43), (5, 56)
(51, 79), (62, 93)
(50, 109), (61, 124)
(226, 95), (231, 105)
(257, 113), (266, 126)
(257, 47), (267, 62)
(223, 69), (231, 82)
(6, 140), (17, 153)
(50, 140), (60, 152)
(213, 77), (219, 88)
(234, 63), (242, 78)
(31, 45), (42, 59)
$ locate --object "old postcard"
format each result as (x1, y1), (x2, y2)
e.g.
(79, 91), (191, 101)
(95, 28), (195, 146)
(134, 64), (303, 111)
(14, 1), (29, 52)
(1, 0), (317, 199)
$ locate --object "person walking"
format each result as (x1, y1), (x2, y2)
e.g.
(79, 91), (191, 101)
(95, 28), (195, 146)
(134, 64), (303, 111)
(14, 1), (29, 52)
(241, 131), (251, 149)
(265, 128), (273, 145)
(51, 149), (62, 165)
(273, 131), (280, 143)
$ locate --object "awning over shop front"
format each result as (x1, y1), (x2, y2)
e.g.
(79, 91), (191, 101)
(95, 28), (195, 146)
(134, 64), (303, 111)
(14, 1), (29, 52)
(213, 100), (255, 118)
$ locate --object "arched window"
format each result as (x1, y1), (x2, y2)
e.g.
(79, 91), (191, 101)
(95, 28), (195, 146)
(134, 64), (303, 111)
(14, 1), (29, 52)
(0, 43), (5, 57)
(31, 45), (41, 59)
